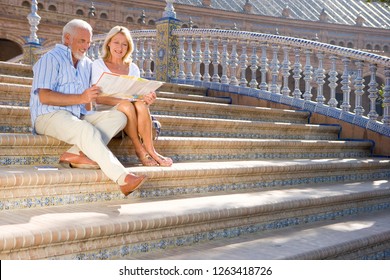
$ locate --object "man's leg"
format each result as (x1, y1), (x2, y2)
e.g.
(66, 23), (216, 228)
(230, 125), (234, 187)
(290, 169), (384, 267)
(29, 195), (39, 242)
(35, 110), (127, 182)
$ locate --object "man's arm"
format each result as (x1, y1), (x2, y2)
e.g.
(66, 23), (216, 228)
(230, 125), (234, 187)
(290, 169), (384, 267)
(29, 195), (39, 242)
(38, 86), (101, 106)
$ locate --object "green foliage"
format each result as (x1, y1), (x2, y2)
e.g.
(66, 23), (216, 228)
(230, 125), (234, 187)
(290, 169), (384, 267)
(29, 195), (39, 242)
(366, 0), (390, 5)
(378, 85), (385, 108)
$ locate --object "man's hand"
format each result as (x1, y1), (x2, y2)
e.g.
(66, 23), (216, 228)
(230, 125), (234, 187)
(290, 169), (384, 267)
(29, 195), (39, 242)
(81, 85), (101, 104)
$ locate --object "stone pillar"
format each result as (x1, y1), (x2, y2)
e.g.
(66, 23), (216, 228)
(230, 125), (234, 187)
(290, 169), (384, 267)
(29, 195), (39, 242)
(23, 0), (41, 65)
(155, 0), (181, 82)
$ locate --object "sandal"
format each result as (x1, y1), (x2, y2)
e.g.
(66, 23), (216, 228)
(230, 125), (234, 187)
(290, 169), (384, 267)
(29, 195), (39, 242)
(156, 155), (173, 167)
(139, 153), (159, 166)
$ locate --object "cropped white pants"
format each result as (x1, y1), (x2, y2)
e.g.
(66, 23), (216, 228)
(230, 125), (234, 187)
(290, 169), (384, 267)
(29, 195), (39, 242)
(35, 109), (128, 183)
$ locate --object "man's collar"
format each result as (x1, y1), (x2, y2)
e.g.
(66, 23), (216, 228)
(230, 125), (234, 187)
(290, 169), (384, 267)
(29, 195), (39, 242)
(55, 44), (74, 65)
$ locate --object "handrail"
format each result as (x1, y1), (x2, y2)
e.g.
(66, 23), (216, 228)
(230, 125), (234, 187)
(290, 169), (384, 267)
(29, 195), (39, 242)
(174, 28), (390, 67)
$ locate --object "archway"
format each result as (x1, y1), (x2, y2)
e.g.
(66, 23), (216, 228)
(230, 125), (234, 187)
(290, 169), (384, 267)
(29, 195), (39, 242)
(0, 39), (23, 61)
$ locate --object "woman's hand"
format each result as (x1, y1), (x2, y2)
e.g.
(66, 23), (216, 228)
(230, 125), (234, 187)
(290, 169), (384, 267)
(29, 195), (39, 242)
(143, 92), (157, 105)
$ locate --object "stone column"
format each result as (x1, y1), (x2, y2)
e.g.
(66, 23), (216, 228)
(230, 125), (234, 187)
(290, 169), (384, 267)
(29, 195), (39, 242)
(23, 0), (41, 65)
(155, 0), (181, 82)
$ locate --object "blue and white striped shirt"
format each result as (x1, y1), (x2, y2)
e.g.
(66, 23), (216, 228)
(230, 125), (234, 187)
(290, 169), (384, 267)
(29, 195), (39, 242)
(29, 44), (92, 133)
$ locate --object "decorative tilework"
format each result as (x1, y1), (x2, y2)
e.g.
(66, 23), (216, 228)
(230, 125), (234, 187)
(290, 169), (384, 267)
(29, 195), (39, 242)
(353, 115), (370, 128)
(327, 107), (342, 119)
(67, 201), (390, 260)
(2, 169), (387, 211)
(340, 111), (356, 124)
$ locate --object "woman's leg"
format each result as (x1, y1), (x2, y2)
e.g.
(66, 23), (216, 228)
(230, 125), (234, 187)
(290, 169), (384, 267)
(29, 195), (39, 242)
(134, 101), (173, 166)
(116, 100), (158, 166)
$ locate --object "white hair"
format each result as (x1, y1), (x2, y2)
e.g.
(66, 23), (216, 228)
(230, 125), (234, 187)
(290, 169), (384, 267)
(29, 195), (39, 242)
(62, 19), (92, 43)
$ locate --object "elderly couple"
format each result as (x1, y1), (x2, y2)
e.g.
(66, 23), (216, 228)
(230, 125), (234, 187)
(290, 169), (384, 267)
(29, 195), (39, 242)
(30, 19), (172, 196)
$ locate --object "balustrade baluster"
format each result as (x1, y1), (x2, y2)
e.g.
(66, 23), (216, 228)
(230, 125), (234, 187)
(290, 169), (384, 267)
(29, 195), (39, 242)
(132, 38), (139, 65)
(249, 42), (258, 89)
(259, 42), (268, 91)
(303, 49), (313, 100)
(281, 46), (291, 96)
(177, 37), (186, 80)
(137, 37), (145, 77)
(383, 67), (390, 126)
(144, 38), (154, 79)
(220, 38), (229, 84)
(239, 40), (248, 87)
(212, 37), (220, 83)
(368, 63), (379, 120)
(315, 51), (326, 104)
(203, 37), (211, 82)
(185, 36), (194, 80)
(328, 55), (338, 107)
(270, 44), (280, 94)
(194, 36), (202, 81)
(293, 47), (301, 99)
(353, 60), (365, 116)
(341, 57), (351, 112)
(87, 41), (95, 60)
(229, 39), (239, 86)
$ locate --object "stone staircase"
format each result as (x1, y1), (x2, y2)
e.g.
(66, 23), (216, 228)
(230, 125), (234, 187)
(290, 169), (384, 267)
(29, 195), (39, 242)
(0, 61), (390, 260)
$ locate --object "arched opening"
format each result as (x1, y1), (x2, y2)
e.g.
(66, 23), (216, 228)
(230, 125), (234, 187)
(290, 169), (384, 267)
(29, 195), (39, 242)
(21, 1), (30, 8)
(48, 5), (57, 12)
(76, 9), (84, 16)
(0, 39), (23, 61)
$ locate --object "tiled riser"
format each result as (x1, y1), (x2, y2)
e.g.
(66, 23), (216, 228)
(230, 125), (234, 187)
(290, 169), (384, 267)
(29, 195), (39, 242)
(2, 197), (389, 260)
(0, 114), (339, 140)
(0, 148), (371, 166)
(1, 162), (389, 211)
(0, 136), (372, 166)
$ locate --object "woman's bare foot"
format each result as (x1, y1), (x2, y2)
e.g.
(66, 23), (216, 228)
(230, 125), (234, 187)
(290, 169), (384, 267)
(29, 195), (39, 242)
(151, 152), (173, 167)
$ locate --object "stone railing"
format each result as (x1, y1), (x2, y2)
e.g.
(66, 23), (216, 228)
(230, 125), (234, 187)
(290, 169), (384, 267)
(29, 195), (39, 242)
(90, 26), (390, 135)
(172, 28), (390, 133)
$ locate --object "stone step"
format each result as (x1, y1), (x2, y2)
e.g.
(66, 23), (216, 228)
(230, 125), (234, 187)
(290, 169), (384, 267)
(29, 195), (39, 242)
(0, 82), (225, 106)
(131, 210), (390, 260)
(0, 83), (32, 106)
(156, 115), (340, 139)
(0, 61), (33, 77)
(1, 178), (389, 259)
(0, 74), (32, 85)
(157, 91), (231, 104)
(0, 134), (372, 166)
(0, 84), (309, 124)
(0, 104), (335, 138)
(1, 159), (389, 211)
(158, 83), (208, 96)
(150, 98), (310, 123)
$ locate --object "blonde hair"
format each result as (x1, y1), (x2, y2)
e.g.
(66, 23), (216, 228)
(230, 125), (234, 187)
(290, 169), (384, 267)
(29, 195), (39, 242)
(101, 26), (134, 64)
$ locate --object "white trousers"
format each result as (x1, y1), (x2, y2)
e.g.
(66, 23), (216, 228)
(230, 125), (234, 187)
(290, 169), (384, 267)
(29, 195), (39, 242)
(35, 109), (128, 183)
